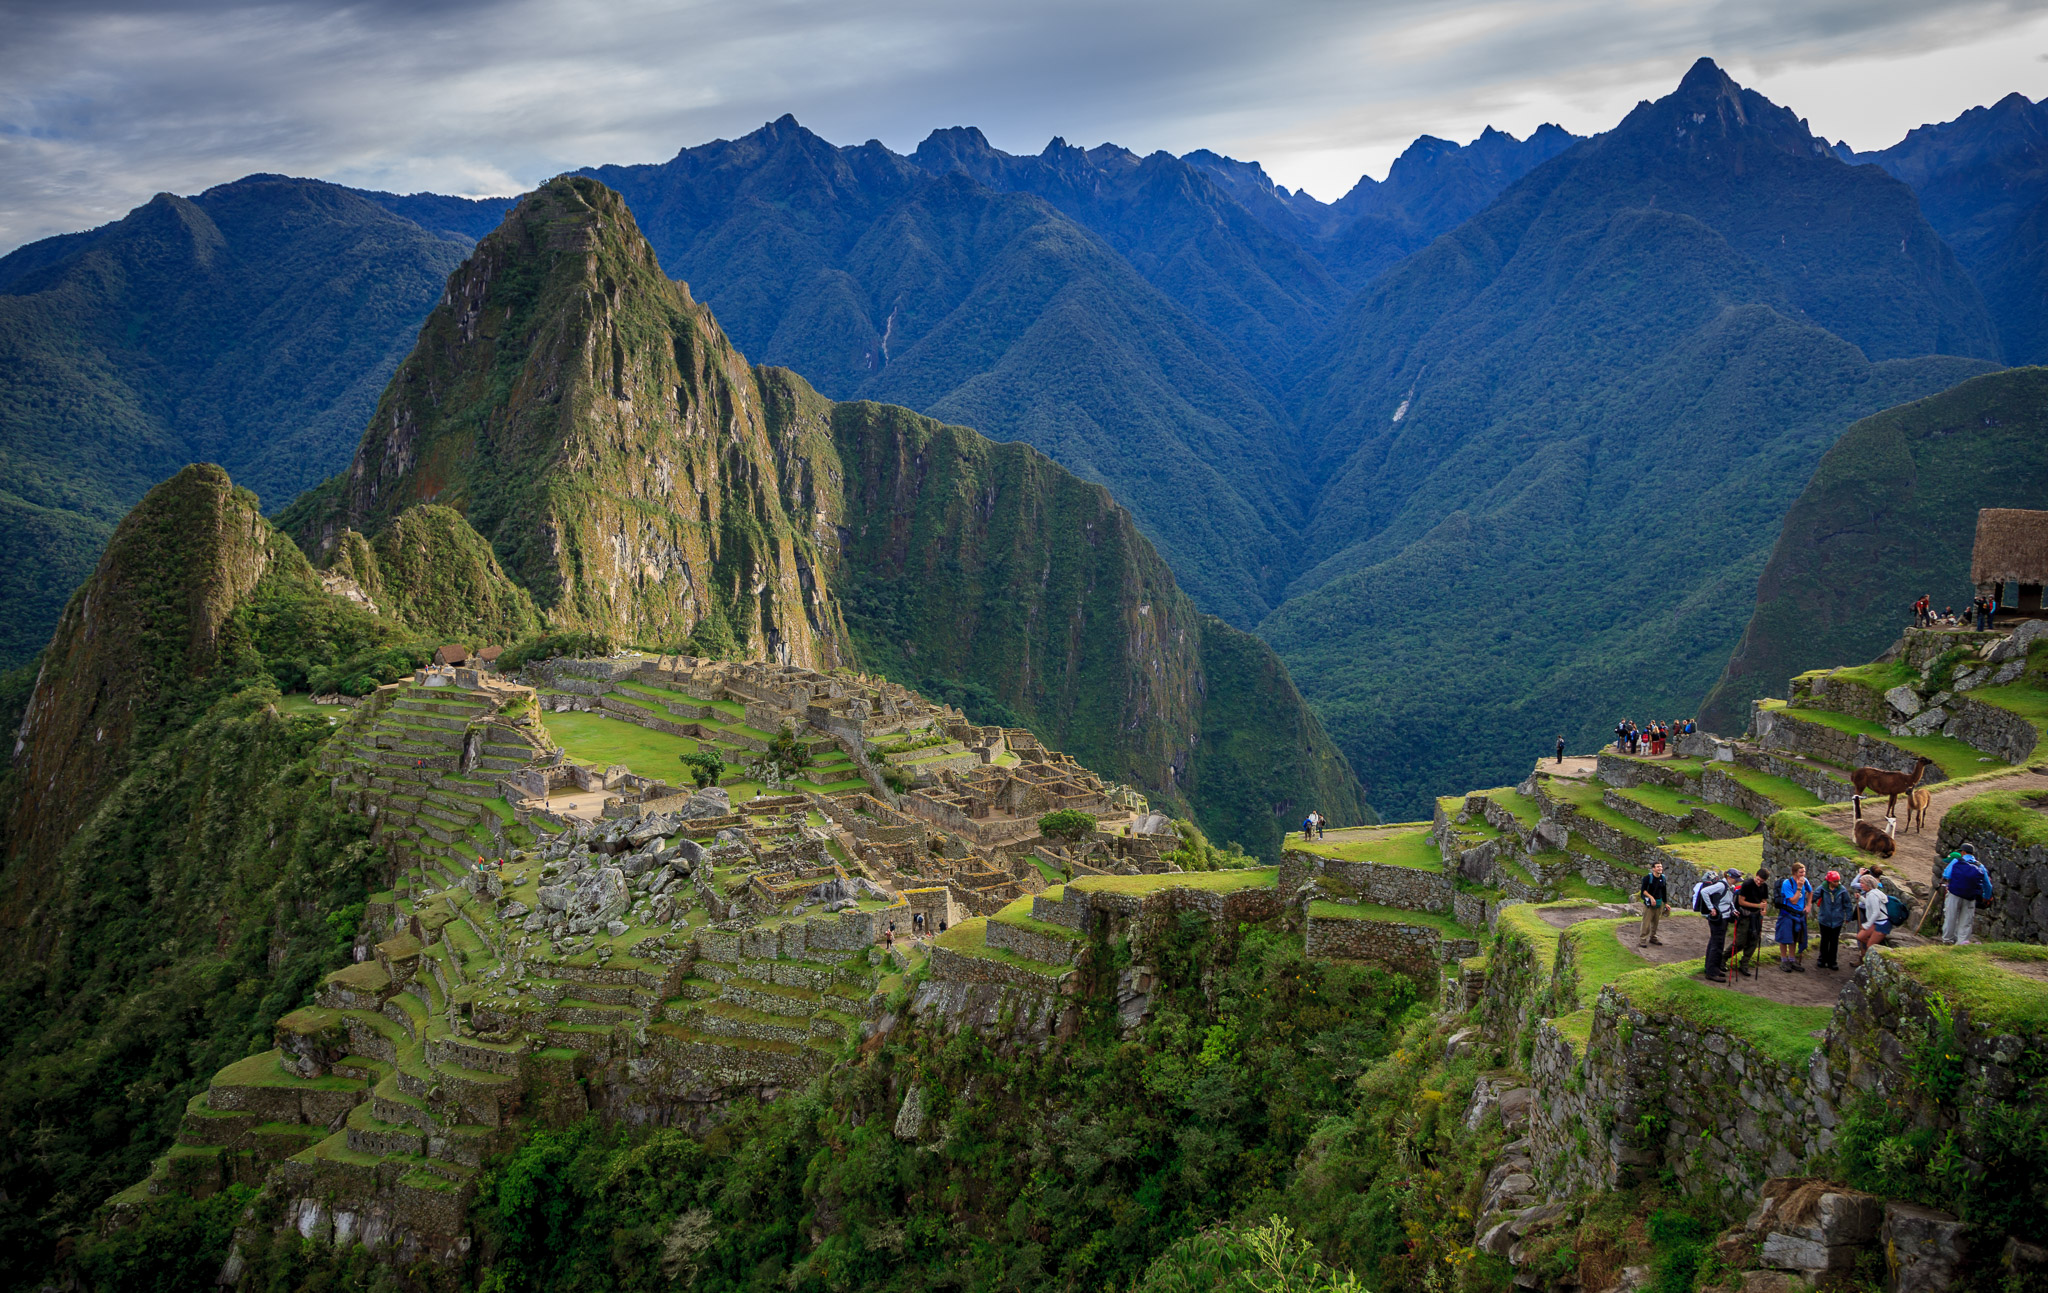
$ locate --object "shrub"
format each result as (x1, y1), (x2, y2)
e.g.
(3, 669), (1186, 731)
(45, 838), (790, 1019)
(679, 749), (724, 789)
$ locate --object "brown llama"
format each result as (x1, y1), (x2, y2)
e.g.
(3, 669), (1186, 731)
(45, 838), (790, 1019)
(1905, 786), (1931, 834)
(1853, 818), (1897, 858)
(1850, 756), (1935, 816)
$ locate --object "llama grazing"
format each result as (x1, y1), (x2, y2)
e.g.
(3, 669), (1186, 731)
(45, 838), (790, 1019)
(1850, 756), (1935, 816)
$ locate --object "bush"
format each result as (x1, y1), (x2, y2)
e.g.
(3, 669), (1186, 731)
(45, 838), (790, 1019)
(497, 629), (616, 672)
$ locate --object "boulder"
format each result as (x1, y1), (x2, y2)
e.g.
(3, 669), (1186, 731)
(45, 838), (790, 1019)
(1497, 1086), (1535, 1133)
(893, 1084), (926, 1141)
(662, 838), (706, 869)
(680, 788), (732, 820)
(1741, 1179), (1881, 1273)
(606, 919), (628, 938)
(1476, 1201), (1571, 1257)
(1883, 1201), (1971, 1293)
(537, 885), (572, 912)
(1986, 618), (2048, 663)
(1885, 685), (1924, 717)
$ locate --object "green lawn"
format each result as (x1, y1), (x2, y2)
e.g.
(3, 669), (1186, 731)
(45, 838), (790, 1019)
(1552, 873), (1630, 904)
(273, 693), (345, 723)
(1667, 836), (1765, 875)
(1471, 787), (1541, 828)
(1557, 917), (1655, 1009)
(1613, 782), (1698, 819)
(1290, 828), (1443, 871)
(543, 709), (701, 780)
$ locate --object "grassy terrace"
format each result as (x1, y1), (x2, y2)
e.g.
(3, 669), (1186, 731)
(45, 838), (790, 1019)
(1886, 942), (2048, 1033)
(990, 896), (1087, 943)
(1472, 787), (1541, 828)
(1070, 867), (1277, 896)
(933, 918), (1072, 979)
(1721, 764), (1823, 809)
(1607, 752), (1707, 778)
(1609, 962), (1832, 1066)
(1290, 827), (1443, 871)
(1543, 776), (1709, 845)
(1668, 835), (1766, 875)
(1759, 701), (1995, 777)
(1942, 788), (2048, 850)
(1552, 873), (1629, 904)
(1306, 900), (1474, 939)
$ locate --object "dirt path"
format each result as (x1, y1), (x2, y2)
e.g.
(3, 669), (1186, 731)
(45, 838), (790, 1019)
(1811, 768), (2048, 897)
(1611, 910), (1916, 1008)
(1531, 755), (1600, 782)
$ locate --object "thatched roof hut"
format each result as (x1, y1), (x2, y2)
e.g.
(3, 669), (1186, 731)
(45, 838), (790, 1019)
(1972, 509), (2048, 589)
(434, 643), (470, 666)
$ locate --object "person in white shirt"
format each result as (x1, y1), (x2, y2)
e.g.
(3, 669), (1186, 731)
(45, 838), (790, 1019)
(1854, 876), (1891, 963)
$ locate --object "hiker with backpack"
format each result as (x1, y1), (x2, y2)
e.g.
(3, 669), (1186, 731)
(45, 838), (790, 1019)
(1941, 842), (1993, 945)
(1694, 868), (1740, 984)
(1731, 868), (1769, 977)
(1773, 862), (1813, 973)
(1854, 875), (1892, 960)
(1812, 870), (1855, 971)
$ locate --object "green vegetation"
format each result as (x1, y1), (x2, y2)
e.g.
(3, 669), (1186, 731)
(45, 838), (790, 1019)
(1942, 788), (2048, 850)
(1037, 809), (1098, 843)
(1290, 828), (1442, 871)
(1886, 942), (2048, 1034)
(540, 709), (700, 783)
(1609, 962), (1833, 1066)
(1721, 764), (1823, 809)
(1073, 868), (1278, 897)
(0, 177), (470, 669)
(1766, 705), (1988, 778)
(679, 748), (725, 789)
(1704, 367), (2048, 728)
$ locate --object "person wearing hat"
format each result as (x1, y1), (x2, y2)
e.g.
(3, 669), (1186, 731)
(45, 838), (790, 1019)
(1699, 868), (1740, 984)
(1812, 868), (1855, 971)
(1941, 841), (1993, 945)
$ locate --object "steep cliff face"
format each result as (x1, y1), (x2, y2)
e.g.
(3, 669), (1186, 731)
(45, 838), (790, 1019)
(283, 176), (846, 667)
(752, 369), (1368, 852)
(5, 465), (290, 900)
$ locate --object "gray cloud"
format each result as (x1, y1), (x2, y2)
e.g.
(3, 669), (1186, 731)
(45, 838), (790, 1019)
(3, 0), (2047, 252)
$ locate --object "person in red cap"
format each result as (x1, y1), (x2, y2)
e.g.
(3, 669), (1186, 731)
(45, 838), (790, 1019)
(1813, 868), (1855, 971)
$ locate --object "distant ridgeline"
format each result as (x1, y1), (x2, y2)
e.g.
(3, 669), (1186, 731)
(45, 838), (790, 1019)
(9, 61), (2048, 823)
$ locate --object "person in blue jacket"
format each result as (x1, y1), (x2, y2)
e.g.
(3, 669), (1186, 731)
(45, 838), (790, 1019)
(1941, 842), (1994, 945)
(1775, 862), (1813, 973)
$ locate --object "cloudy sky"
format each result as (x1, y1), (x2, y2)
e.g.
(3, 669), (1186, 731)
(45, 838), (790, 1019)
(4, 0), (2048, 253)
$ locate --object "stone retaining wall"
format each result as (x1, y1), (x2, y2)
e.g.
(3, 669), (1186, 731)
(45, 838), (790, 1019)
(1302, 911), (1454, 975)
(1752, 706), (1942, 781)
(1699, 767), (1783, 824)
(1596, 754), (1695, 791)
(985, 919), (1085, 965)
(927, 943), (1074, 992)
(1278, 850), (1456, 913)
(1733, 748), (1854, 802)
(1942, 696), (2039, 765)
(1791, 673), (1891, 725)
(1936, 812), (2048, 944)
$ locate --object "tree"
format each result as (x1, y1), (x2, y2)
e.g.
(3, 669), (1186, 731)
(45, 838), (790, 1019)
(1037, 809), (1097, 843)
(679, 749), (724, 789)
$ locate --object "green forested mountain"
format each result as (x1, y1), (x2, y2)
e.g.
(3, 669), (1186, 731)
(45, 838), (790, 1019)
(1701, 365), (2048, 728)
(284, 176), (1363, 847)
(1265, 58), (1998, 816)
(579, 120), (1307, 625)
(1843, 92), (2048, 365)
(0, 176), (472, 668)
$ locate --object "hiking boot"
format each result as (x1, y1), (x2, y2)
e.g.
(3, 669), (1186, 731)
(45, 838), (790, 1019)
(1791, 961), (1807, 972)
(1779, 961), (1794, 973)
(1649, 937), (1663, 945)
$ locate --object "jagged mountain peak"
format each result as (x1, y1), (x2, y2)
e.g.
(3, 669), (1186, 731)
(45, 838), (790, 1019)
(1611, 56), (1824, 158)
(284, 174), (846, 666)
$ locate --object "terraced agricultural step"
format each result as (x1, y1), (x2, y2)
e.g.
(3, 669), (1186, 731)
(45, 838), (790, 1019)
(685, 1001), (815, 1046)
(719, 980), (822, 1018)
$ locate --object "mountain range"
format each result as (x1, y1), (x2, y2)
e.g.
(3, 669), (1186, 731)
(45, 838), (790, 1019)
(6, 58), (2045, 818)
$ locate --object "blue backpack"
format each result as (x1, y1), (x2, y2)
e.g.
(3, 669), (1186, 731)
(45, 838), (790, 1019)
(1948, 858), (1986, 901)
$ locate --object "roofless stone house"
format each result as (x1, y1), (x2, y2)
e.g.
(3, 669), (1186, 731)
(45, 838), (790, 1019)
(1971, 507), (2048, 621)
